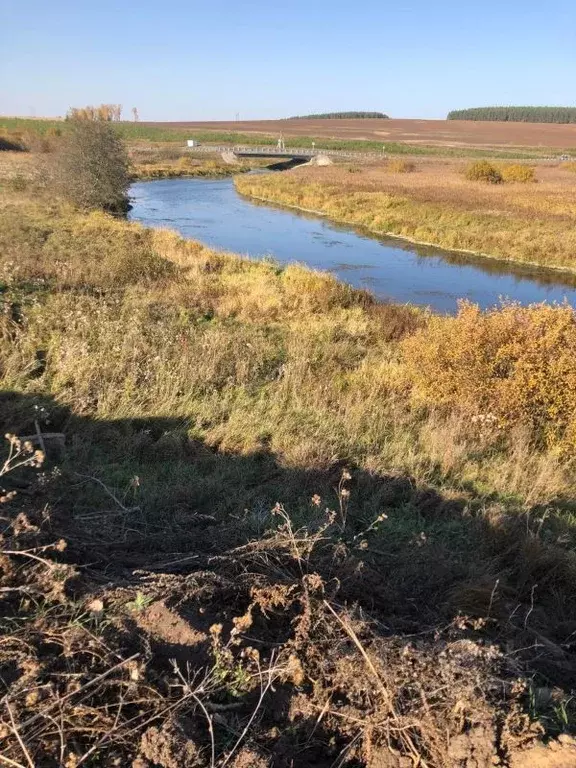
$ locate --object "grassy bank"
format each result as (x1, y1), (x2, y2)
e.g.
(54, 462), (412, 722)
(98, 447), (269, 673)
(235, 162), (576, 271)
(0, 116), (564, 159)
(130, 153), (262, 180)
(128, 144), (274, 179)
(3, 167), (576, 764)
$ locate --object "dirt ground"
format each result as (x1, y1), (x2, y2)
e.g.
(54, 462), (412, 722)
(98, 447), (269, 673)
(143, 118), (576, 150)
(2, 426), (576, 768)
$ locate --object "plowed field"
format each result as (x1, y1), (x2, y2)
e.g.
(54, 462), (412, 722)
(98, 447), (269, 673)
(143, 117), (576, 149)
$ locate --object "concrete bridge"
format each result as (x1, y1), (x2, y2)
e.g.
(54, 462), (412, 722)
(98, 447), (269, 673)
(187, 144), (386, 160)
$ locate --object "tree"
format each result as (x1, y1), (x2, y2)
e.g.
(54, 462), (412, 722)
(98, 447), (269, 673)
(289, 111), (389, 119)
(66, 103), (123, 122)
(447, 106), (576, 124)
(132, 107), (139, 122)
(52, 120), (131, 214)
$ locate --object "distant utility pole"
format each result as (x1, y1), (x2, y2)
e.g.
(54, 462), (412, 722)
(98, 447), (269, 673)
(235, 112), (240, 121)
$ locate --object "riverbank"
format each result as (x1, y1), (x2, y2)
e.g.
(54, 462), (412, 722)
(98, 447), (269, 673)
(132, 162), (248, 179)
(3, 170), (576, 763)
(130, 175), (576, 312)
(130, 147), (275, 179)
(235, 161), (576, 271)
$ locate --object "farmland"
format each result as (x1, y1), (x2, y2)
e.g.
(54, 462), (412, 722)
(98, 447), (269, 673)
(143, 117), (576, 151)
(3, 115), (576, 160)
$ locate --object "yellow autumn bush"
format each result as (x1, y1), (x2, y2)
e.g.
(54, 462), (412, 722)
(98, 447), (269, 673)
(387, 158), (416, 173)
(401, 301), (576, 452)
(500, 164), (536, 183)
(464, 160), (502, 184)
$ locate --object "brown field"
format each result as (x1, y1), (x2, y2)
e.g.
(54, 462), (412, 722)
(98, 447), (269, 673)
(143, 117), (576, 149)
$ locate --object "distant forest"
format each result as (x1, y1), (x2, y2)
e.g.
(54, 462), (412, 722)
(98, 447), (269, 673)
(448, 106), (576, 124)
(289, 112), (389, 119)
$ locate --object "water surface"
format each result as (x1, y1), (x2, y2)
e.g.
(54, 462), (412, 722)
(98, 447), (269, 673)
(129, 177), (576, 314)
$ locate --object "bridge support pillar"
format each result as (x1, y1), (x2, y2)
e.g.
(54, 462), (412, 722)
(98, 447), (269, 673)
(221, 151), (240, 165)
(306, 154), (333, 166)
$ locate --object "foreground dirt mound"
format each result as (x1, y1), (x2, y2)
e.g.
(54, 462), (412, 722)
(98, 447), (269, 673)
(1, 460), (573, 768)
(509, 737), (576, 768)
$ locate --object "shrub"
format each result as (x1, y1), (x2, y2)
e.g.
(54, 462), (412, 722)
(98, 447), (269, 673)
(387, 159), (416, 173)
(500, 164), (536, 183)
(562, 161), (576, 173)
(176, 155), (193, 170)
(464, 160), (502, 184)
(401, 301), (576, 452)
(51, 120), (130, 213)
(45, 125), (62, 139)
(21, 130), (53, 153)
(0, 131), (25, 151)
(7, 175), (28, 192)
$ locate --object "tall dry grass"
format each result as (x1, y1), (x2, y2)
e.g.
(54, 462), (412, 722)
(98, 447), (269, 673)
(1, 187), (574, 511)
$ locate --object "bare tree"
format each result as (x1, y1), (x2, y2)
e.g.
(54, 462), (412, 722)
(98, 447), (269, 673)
(131, 107), (139, 122)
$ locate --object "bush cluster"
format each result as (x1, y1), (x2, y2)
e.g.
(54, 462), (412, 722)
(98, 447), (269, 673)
(464, 162), (536, 184)
(401, 301), (576, 452)
(464, 160), (502, 184)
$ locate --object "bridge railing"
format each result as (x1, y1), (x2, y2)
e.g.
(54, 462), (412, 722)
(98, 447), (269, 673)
(188, 144), (386, 159)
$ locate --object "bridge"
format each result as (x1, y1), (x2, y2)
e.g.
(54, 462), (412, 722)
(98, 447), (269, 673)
(187, 144), (386, 160)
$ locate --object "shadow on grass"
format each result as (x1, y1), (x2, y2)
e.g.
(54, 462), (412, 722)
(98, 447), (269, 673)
(0, 392), (576, 768)
(2, 388), (576, 687)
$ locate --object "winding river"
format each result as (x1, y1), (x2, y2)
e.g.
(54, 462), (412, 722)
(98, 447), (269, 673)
(129, 176), (576, 314)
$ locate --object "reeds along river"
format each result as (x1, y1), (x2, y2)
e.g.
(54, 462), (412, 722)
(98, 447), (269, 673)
(129, 177), (576, 314)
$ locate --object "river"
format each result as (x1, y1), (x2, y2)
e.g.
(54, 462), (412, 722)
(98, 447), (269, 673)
(129, 176), (576, 314)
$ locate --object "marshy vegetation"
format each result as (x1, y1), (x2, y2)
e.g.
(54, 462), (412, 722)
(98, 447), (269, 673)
(2, 136), (576, 765)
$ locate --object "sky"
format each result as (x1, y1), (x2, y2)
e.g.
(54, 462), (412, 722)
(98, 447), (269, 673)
(2, 0), (575, 121)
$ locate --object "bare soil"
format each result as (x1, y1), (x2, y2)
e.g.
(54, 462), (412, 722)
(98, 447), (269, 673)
(2, 451), (576, 767)
(143, 118), (576, 150)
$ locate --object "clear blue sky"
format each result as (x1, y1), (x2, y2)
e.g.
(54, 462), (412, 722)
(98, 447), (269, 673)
(2, 0), (574, 120)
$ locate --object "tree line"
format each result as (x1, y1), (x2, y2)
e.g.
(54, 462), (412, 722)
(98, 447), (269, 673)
(66, 104), (140, 122)
(289, 111), (389, 119)
(447, 106), (576, 124)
